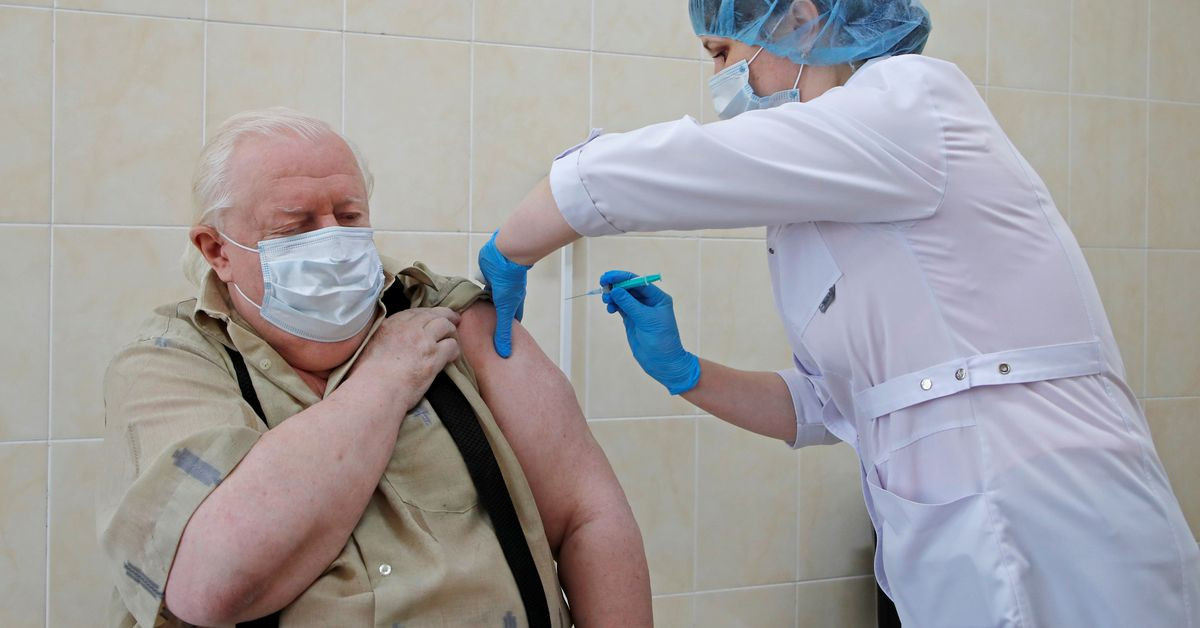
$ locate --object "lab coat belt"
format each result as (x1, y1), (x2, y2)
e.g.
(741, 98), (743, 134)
(853, 339), (1105, 421)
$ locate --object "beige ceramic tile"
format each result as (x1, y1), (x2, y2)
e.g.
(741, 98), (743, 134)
(0, 443), (47, 627)
(595, 0), (699, 59)
(920, 0), (988, 84)
(472, 45), (589, 232)
(1148, 103), (1200, 249)
(48, 440), (109, 626)
(57, 0), (203, 18)
(207, 0), (342, 30)
(346, 36), (470, 232)
(0, 227), (49, 441)
(697, 417), (798, 589)
(592, 54), (703, 133)
(1144, 398), (1200, 539)
(988, 88), (1070, 211)
(346, 0), (472, 39)
(1068, 96), (1147, 247)
(1071, 0), (1148, 98)
(1146, 252), (1200, 397)
(474, 0), (590, 49)
(1082, 249), (1146, 396)
(55, 12), (202, 226)
(694, 584), (797, 628)
(469, 234), (562, 366)
(585, 237), (699, 418)
(0, 8), (50, 223)
(653, 595), (695, 628)
(988, 0), (1070, 90)
(205, 23), (342, 134)
(51, 227), (194, 439)
(698, 240), (793, 372)
(1149, 0), (1200, 103)
(375, 232), (468, 277)
(797, 443), (876, 581)
(796, 576), (878, 627)
(590, 418), (696, 594)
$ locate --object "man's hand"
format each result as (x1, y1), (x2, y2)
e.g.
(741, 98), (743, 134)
(352, 307), (461, 410)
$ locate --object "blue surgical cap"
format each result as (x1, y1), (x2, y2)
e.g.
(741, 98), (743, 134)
(690, 0), (932, 66)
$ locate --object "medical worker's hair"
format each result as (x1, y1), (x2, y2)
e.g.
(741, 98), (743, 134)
(182, 107), (375, 286)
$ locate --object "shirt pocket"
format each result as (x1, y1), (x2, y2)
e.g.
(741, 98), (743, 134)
(770, 223), (842, 349)
(381, 399), (480, 513)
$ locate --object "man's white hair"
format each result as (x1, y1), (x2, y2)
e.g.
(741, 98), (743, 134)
(182, 107), (375, 286)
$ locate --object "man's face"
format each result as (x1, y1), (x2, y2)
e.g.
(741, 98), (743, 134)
(192, 130), (375, 374)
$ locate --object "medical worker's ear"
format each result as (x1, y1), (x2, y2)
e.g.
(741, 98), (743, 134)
(786, 0), (821, 33)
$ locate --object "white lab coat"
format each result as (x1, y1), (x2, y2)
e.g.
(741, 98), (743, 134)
(550, 55), (1200, 627)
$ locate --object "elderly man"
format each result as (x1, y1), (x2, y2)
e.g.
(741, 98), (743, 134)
(97, 108), (652, 627)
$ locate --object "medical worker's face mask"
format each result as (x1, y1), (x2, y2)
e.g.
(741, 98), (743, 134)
(708, 46), (805, 120)
(218, 225), (384, 343)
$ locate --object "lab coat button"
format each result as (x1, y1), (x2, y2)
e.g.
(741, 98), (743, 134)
(955, 368), (966, 381)
(379, 564), (392, 576)
(920, 378), (933, 391)
(998, 363), (1011, 375)
(768, 247), (775, 254)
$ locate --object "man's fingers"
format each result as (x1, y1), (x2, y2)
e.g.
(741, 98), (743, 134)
(436, 337), (461, 365)
(427, 306), (461, 325)
(424, 316), (459, 342)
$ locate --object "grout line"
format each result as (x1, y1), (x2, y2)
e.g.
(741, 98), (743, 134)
(1143, 0), (1152, 399)
(984, 0), (991, 87)
(1066, 0), (1073, 223)
(340, 0), (346, 134)
(652, 575), (875, 600)
(201, 2), (207, 142)
(45, 6), (57, 624)
(0, 437), (104, 446)
(693, 239), (703, 591)
(467, 0), (475, 259)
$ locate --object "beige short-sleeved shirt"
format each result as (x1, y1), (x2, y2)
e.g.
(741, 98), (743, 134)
(98, 258), (570, 627)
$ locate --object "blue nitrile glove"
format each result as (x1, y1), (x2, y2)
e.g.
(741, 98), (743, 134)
(478, 230), (531, 358)
(600, 270), (701, 395)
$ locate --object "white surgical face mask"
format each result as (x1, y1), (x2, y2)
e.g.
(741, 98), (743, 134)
(219, 225), (384, 343)
(708, 46), (804, 120)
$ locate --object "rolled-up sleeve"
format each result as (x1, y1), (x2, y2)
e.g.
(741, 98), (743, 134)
(776, 363), (841, 449)
(98, 336), (264, 627)
(548, 67), (947, 235)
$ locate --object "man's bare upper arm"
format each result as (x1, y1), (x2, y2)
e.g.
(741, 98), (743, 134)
(458, 302), (623, 552)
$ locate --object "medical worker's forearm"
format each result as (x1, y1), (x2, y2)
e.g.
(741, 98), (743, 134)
(497, 178), (580, 265)
(165, 378), (404, 625)
(683, 359), (799, 441)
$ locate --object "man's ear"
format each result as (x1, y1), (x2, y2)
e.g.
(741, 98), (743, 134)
(190, 225), (235, 282)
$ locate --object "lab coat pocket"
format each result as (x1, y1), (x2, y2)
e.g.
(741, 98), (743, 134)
(769, 223), (842, 342)
(866, 476), (1013, 628)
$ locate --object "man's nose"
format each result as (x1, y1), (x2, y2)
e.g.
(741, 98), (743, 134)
(315, 213), (341, 230)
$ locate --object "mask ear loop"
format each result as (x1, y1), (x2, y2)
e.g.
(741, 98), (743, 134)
(792, 63), (805, 91)
(214, 229), (265, 309)
(748, 45), (766, 66)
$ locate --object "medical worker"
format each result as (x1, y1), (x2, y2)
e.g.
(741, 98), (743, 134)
(477, 0), (1200, 625)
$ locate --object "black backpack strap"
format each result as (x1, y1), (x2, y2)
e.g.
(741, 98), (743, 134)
(224, 346), (281, 628)
(383, 286), (552, 628)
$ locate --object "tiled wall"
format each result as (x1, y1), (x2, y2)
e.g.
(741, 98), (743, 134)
(0, 1), (1196, 626)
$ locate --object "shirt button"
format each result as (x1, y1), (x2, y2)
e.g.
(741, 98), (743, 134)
(955, 368), (966, 381)
(998, 363), (1011, 375)
(379, 564), (392, 576)
(920, 378), (933, 391)
(768, 248), (775, 254)
(259, 358), (272, 370)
